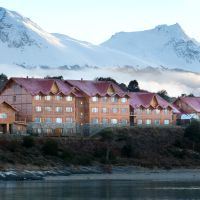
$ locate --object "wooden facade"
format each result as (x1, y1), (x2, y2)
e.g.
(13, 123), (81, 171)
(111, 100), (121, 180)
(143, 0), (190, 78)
(0, 101), (17, 133)
(0, 78), (178, 135)
(129, 93), (175, 126)
(0, 78), (130, 135)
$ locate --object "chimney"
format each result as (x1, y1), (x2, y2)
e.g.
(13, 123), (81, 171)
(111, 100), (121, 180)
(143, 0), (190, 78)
(26, 76), (29, 79)
(81, 78), (83, 81)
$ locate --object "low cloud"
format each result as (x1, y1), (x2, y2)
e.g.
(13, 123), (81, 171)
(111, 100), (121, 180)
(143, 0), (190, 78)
(1, 64), (199, 97)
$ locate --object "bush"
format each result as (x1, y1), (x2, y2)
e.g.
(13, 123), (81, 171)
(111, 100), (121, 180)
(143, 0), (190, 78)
(99, 128), (114, 142)
(22, 136), (35, 148)
(185, 120), (200, 143)
(42, 139), (58, 156)
(7, 139), (19, 152)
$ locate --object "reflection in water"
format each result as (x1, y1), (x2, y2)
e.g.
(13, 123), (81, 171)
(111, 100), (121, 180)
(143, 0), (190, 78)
(1, 180), (200, 200)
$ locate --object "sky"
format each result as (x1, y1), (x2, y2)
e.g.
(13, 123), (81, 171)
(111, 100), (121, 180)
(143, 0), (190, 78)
(0, 0), (200, 44)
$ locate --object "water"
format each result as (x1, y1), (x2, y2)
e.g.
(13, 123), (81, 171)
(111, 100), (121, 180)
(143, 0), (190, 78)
(1, 180), (200, 200)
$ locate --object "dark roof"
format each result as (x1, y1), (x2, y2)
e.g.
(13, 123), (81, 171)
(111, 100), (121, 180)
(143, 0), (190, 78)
(176, 97), (200, 113)
(4, 78), (82, 96)
(0, 100), (18, 111)
(65, 80), (128, 97)
(129, 92), (179, 113)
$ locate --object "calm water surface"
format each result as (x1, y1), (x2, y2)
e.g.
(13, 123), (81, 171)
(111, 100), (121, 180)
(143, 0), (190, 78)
(1, 180), (200, 200)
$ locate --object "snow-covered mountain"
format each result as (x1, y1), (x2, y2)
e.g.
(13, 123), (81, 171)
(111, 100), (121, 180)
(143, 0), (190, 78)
(102, 23), (200, 72)
(0, 7), (147, 68)
(0, 7), (200, 72)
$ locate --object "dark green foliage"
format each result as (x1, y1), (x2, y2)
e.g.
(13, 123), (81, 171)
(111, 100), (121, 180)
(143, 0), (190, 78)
(42, 139), (58, 156)
(95, 77), (128, 91)
(22, 136), (35, 148)
(99, 128), (115, 142)
(44, 75), (63, 80)
(127, 80), (140, 92)
(157, 90), (171, 102)
(60, 149), (74, 163)
(0, 73), (8, 91)
(95, 77), (118, 84)
(185, 120), (200, 143)
(72, 154), (93, 165)
(7, 139), (19, 152)
(188, 93), (195, 97)
(119, 83), (128, 91)
(99, 128), (115, 163)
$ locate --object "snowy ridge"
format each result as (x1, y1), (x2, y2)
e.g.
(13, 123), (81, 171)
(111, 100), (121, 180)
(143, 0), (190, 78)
(0, 7), (200, 72)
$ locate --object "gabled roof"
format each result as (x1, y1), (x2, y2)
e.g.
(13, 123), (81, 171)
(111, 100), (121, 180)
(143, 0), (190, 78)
(0, 100), (18, 111)
(2, 78), (81, 96)
(129, 92), (174, 110)
(65, 80), (128, 97)
(176, 97), (200, 113)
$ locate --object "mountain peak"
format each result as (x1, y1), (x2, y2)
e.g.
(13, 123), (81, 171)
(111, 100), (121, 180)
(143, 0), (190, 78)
(153, 23), (188, 40)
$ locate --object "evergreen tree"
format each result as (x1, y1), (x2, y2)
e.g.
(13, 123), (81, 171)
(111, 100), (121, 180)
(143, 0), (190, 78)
(0, 73), (8, 91)
(157, 90), (171, 102)
(127, 80), (140, 92)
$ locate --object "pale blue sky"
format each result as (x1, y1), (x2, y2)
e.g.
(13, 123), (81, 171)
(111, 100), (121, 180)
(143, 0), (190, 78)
(0, 0), (199, 44)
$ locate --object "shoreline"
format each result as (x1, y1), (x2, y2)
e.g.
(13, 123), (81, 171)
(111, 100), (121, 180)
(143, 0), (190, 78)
(1, 166), (200, 181)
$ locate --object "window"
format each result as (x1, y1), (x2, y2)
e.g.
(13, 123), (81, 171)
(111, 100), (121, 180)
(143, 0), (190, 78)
(164, 120), (170, 125)
(34, 117), (41, 123)
(35, 95), (41, 100)
(137, 119), (143, 125)
(66, 96), (73, 101)
(36, 128), (42, 134)
(92, 107), (98, 113)
(155, 109), (160, 114)
(56, 118), (62, 123)
(66, 107), (73, 112)
(45, 118), (51, 123)
(92, 118), (98, 124)
(121, 119), (128, 125)
(112, 108), (118, 113)
(102, 97), (108, 103)
(56, 107), (62, 112)
(121, 97), (127, 103)
(102, 118), (108, 124)
(164, 109), (168, 115)
(137, 108), (142, 114)
(45, 106), (52, 112)
(146, 119), (151, 125)
(92, 96), (98, 102)
(46, 128), (52, 134)
(154, 120), (160, 125)
(111, 119), (118, 124)
(13, 96), (16, 102)
(45, 95), (51, 101)
(0, 113), (7, 119)
(35, 106), (42, 112)
(146, 109), (151, 115)
(121, 108), (128, 113)
(55, 95), (62, 100)
(111, 96), (118, 103)
(102, 108), (108, 113)
(66, 117), (73, 123)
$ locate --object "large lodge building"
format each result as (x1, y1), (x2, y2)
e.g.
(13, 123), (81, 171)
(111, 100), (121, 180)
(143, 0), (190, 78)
(0, 77), (180, 135)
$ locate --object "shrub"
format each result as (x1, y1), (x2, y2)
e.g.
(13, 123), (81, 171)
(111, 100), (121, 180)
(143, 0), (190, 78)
(7, 139), (19, 152)
(42, 139), (58, 156)
(72, 154), (93, 165)
(22, 136), (35, 148)
(185, 120), (200, 142)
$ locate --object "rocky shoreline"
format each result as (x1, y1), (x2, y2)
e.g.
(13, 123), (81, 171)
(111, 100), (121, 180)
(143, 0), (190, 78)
(1, 166), (200, 181)
(0, 166), (104, 181)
